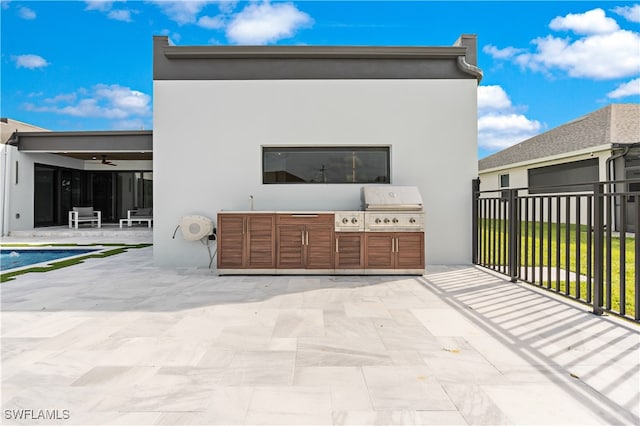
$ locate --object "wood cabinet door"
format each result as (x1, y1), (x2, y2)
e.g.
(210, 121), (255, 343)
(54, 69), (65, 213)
(306, 225), (334, 269)
(246, 215), (276, 268)
(365, 233), (395, 269)
(276, 225), (305, 268)
(335, 232), (364, 269)
(395, 232), (425, 269)
(217, 214), (245, 268)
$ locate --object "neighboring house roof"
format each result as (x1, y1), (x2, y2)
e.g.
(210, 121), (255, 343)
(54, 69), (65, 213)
(0, 117), (49, 144)
(479, 104), (640, 171)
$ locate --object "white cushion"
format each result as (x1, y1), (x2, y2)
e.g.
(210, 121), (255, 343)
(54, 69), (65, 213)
(73, 207), (95, 217)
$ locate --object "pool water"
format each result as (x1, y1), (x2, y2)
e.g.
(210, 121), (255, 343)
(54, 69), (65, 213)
(0, 249), (98, 271)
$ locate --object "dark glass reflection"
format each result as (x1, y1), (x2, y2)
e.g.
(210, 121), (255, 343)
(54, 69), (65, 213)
(263, 147), (390, 184)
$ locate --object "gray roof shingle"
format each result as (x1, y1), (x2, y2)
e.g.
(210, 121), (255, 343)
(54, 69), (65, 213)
(479, 104), (640, 171)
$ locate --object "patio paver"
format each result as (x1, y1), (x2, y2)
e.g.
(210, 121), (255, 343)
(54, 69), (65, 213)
(1, 244), (638, 425)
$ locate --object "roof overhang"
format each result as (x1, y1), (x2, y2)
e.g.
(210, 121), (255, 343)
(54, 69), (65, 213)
(153, 35), (482, 82)
(14, 130), (152, 160)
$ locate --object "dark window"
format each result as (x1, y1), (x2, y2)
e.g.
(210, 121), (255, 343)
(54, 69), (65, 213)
(499, 174), (510, 200)
(263, 147), (390, 184)
(624, 148), (640, 168)
(528, 158), (598, 194)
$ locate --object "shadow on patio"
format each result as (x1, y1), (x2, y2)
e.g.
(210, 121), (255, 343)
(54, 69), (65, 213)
(1, 248), (638, 425)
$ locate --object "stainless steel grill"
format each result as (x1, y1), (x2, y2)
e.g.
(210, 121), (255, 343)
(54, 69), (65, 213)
(361, 186), (423, 212)
(361, 186), (425, 232)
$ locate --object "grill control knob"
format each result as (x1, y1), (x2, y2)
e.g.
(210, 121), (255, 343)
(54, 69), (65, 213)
(392, 218), (399, 224)
(409, 218), (416, 224)
(342, 218), (349, 224)
(351, 218), (358, 224)
(383, 218), (390, 224)
(375, 218), (382, 224)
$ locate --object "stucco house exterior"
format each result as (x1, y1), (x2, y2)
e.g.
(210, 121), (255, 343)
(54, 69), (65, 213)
(0, 118), (152, 235)
(153, 34), (482, 267)
(478, 104), (640, 230)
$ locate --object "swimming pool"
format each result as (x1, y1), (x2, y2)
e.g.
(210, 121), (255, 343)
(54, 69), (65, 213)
(0, 248), (99, 271)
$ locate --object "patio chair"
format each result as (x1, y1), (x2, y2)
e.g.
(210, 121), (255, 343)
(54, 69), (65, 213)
(69, 207), (101, 229)
(120, 208), (153, 228)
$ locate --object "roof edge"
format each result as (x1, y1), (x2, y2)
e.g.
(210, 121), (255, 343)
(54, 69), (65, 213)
(15, 130), (152, 138)
(153, 34), (482, 81)
(163, 44), (467, 59)
(479, 143), (613, 173)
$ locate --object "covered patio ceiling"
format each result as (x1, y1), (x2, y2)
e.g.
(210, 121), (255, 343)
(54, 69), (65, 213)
(56, 152), (152, 161)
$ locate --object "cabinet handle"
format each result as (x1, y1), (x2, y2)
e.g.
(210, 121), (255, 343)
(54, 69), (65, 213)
(391, 238), (395, 253)
(335, 238), (339, 252)
(395, 237), (399, 253)
(242, 218), (246, 234)
(292, 214), (318, 218)
(305, 230), (309, 245)
(301, 231), (305, 245)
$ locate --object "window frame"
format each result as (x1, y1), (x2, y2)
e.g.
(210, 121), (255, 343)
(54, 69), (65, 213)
(499, 174), (510, 188)
(262, 145), (391, 185)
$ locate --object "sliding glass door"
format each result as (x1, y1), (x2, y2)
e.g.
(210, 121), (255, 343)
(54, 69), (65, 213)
(33, 164), (152, 227)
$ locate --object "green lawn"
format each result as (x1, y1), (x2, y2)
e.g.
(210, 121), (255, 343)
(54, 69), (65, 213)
(478, 219), (637, 317)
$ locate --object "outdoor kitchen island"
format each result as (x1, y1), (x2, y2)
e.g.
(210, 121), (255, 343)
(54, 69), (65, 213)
(217, 210), (425, 275)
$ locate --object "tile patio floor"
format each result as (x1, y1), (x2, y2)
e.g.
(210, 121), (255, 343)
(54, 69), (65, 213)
(1, 239), (639, 425)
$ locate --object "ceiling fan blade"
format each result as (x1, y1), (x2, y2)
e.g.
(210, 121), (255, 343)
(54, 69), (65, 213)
(101, 155), (117, 166)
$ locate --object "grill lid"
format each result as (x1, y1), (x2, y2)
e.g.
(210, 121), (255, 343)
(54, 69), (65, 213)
(361, 186), (423, 211)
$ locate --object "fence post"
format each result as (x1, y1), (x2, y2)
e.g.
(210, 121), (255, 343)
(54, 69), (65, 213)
(593, 183), (604, 316)
(508, 188), (519, 282)
(472, 179), (480, 264)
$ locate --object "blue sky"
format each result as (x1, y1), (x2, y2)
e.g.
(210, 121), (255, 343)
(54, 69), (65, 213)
(2, 1), (639, 159)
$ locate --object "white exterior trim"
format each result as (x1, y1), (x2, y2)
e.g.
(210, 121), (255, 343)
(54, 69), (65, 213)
(479, 144), (613, 175)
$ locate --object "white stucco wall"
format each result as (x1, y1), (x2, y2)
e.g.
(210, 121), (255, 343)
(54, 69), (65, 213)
(1, 149), (85, 232)
(154, 79), (477, 267)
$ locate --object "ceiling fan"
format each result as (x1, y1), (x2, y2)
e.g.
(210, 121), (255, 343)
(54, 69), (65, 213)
(90, 155), (117, 166)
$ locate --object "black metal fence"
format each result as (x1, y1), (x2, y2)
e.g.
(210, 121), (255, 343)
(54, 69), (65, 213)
(472, 179), (640, 322)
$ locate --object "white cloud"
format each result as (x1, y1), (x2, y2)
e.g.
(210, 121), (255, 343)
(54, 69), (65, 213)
(549, 8), (619, 35)
(517, 30), (640, 79)
(612, 4), (640, 23)
(44, 93), (78, 104)
(18, 6), (36, 19)
(13, 54), (49, 69)
(85, 1), (135, 22)
(477, 85), (543, 150)
(478, 114), (543, 150)
(607, 77), (640, 98)
(198, 15), (225, 29)
(478, 85), (512, 111)
(226, 2), (312, 45)
(483, 44), (525, 60)
(108, 9), (133, 22)
(24, 84), (151, 120)
(150, 1), (214, 25)
(84, 1), (114, 12)
(94, 84), (150, 116)
(114, 118), (147, 130)
(488, 8), (640, 80)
